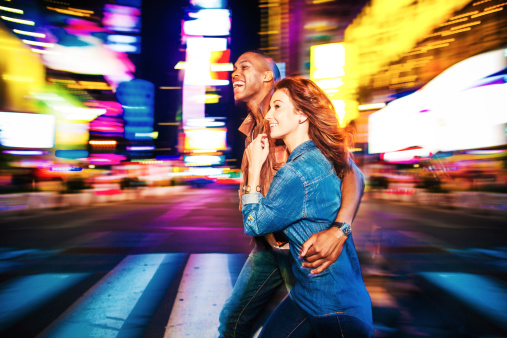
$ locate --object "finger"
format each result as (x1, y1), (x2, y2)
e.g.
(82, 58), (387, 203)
(311, 261), (332, 274)
(255, 134), (266, 142)
(299, 237), (316, 257)
(303, 250), (325, 263)
(302, 258), (325, 268)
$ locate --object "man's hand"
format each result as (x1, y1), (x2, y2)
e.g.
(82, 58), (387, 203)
(299, 227), (347, 274)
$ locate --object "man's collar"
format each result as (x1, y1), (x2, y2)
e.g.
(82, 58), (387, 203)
(238, 114), (255, 136)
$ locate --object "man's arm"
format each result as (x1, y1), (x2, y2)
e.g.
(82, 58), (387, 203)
(299, 161), (365, 274)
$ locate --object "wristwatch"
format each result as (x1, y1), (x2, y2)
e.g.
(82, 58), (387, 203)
(331, 221), (351, 237)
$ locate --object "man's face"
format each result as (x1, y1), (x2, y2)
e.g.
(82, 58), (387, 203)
(231, 52), (268, 103)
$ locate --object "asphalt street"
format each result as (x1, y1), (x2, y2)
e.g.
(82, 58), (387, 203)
(0, 185), (506, 337)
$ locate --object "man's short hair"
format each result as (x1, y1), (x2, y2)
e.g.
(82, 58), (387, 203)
(245, 50), (281, 82)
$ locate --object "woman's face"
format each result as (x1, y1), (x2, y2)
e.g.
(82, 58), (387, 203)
(265, 89), (300, 140)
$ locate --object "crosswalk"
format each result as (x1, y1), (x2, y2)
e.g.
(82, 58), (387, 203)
(0, 252), (250, 338)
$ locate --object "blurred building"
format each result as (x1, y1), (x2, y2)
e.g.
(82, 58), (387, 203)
(257, 0), (506, 192)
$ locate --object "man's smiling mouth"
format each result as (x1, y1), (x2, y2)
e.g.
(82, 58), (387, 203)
(233, 81), (244, 89)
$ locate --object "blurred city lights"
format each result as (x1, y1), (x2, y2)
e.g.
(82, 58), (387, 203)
(12, 29), (45, 38)
(1, 16), (34, 25)
(0, 6), (23, 14)
(0, 112), (55, 148)
(183, 9), (231, 36)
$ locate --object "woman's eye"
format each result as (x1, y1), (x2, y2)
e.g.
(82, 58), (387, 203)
(274, 105), (280, 109)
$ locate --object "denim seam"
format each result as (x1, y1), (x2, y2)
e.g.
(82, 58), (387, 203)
(286, 166), (306, 218)
(336, 314), (345, 338)
(232, 268), (279, 338)
(312, 311), (355, 317)
(304, 168), (336, 186)
(287, 317), (307, 338)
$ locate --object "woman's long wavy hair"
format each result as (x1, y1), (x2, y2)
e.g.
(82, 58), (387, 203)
(275, 78), (351, 178)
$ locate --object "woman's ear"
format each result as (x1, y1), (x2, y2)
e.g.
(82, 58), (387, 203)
(263, 71), (274, 82)
(298, 113), (308, 124)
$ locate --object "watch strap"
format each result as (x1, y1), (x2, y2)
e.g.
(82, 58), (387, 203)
(331, 221), (351, 237)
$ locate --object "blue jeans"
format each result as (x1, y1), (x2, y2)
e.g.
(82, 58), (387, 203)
(218, 238), (295, 338)
(259, 295), (374, 338)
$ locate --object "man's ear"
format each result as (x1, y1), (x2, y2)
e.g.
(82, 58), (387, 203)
(263, 71), (274, 82)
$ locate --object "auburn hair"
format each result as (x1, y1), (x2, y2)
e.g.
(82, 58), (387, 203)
(275, 78), (351, 178)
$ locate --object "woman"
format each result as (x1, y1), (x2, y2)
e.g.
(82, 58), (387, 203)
(242, 78), (373, 337)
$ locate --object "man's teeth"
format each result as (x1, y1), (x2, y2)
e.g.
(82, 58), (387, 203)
(233, 82), (244, 89)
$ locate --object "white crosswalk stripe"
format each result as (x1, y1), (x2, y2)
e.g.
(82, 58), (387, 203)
(0, 252), (248, 337)
(165, 254), (244, 338)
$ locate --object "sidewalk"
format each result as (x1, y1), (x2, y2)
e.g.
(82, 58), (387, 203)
(368, 188), (507, 216)
(0, 186), (189, 218)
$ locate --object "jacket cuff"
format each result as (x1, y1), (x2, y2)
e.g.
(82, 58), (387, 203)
(242, 192), (263, 205)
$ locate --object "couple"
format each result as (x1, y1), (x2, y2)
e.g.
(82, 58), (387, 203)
(219, 51), (373, 337)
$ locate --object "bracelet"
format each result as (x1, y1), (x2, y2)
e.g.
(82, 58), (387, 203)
(330, 221), (351, 237)
(243, 185), (261, 193)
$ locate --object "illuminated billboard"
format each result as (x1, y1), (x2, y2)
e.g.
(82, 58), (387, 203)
(310, 43), (358, 126)
(0, 112), (55, 148)
(368, 48), (507, 154)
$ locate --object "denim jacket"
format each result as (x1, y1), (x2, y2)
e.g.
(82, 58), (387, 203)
(242, 140), (372, 324)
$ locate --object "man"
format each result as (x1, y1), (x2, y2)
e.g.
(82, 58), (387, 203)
(218, 50), (365, 337)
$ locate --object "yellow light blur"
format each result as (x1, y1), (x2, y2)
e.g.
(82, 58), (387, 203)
(68, 7), (94, 14)
(89, 165), (96, 168)
(174, 61), (185, 69)
(48, 78), (76, 83)
(2, 74), (33, 82)
(441, 27), (472, 36)
(449, 10), (479, 20)
(22, 40), (55, 47)
(67, 81), (112, 90)
(204, 94), (221, 103)
(315, 78), (343, 89)
(345, 0), (470, 86)
(358, 103), (386, 111)
(450, 21), (481, 30)
(440, 18), (469, 26)
(310, 43), (358, 126)
(471, 6), (503, 17)
(46, 6), (90, 17)
(13, 29), (45, 38)
(485, 2), (507, 10)
(310, 43), (346, 80)
(89, 140), (117, 145)
(0, 6), (23, 14)
(0, 23), (45, 112)
(1, 16), (34, 25)
(31, 48), (60, 55)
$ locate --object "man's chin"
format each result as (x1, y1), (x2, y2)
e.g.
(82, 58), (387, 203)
(234, 93), (246, 102)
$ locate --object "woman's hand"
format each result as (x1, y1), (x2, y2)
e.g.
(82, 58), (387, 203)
(246, 134), (269, 175)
